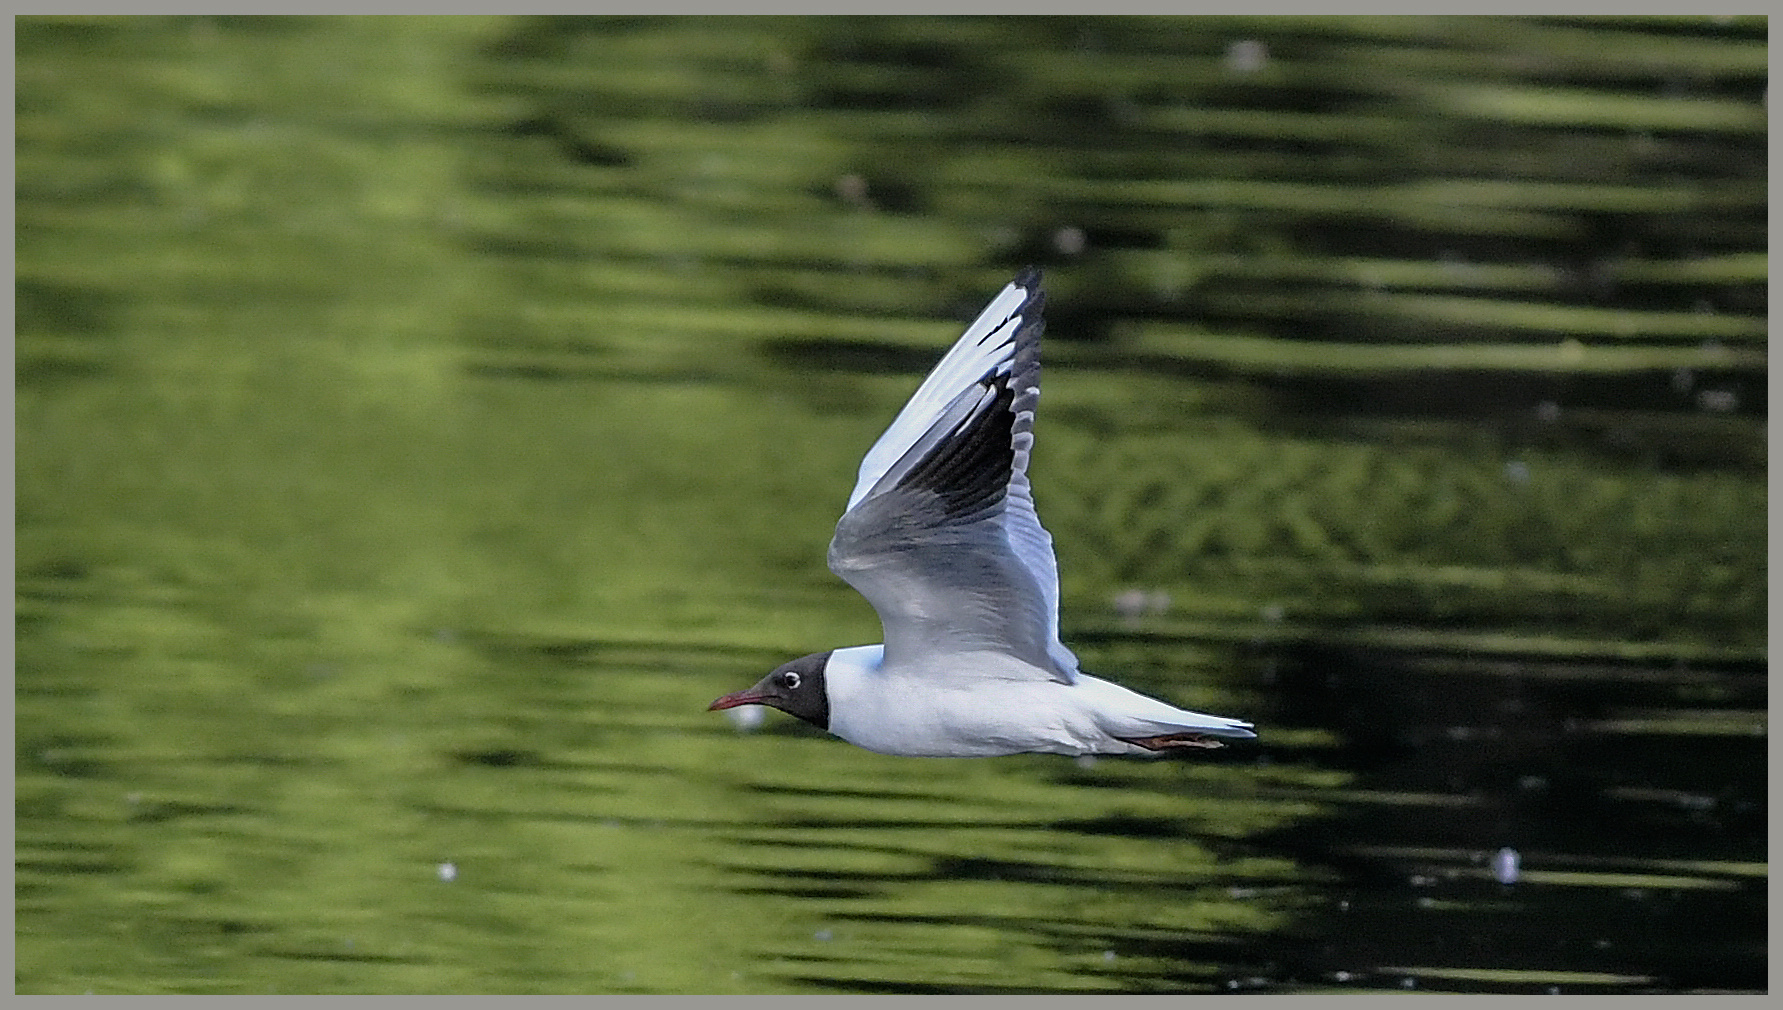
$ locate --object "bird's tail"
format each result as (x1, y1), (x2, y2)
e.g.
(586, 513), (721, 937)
(1126, 711), (1257, 740)
(1078, 673), (1257, 742)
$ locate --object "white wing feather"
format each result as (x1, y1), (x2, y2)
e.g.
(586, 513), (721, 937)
(828, 270), (1080, 684)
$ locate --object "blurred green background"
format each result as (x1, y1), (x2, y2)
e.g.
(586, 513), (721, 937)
(15, 15), (1766, 994)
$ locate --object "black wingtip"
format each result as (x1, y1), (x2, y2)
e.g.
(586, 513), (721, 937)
(1011, 267), (1046, 334)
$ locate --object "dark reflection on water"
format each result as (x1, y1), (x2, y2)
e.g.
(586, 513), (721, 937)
(1244, 643), (1766, 993)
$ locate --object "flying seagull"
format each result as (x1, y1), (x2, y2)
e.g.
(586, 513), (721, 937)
(710, 269), (1256, 756)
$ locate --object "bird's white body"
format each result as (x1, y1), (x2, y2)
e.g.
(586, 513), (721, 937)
(823, 645), (1254, 757)
(709, 270), (1255, 757)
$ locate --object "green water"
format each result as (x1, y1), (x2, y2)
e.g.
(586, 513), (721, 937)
(16, 15), (1765, 994)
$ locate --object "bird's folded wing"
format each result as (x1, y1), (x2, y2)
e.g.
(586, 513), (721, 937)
(828, 270), (1079, 684)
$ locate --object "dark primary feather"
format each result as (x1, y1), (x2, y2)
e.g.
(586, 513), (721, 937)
(893, 380), (1016, 523)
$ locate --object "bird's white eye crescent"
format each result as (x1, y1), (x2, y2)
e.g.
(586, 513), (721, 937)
(781, 671), (802, 690)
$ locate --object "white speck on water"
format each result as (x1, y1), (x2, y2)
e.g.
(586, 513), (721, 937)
(1535, 401), (1561, 422)
(1226, 39), (1268, 73)
(1438, 249), (1477, 281)
(724, 704), (766, 732)
(1504, 460), (1530, 483)
(1103, 950), (1117, 962)
(1075, 755), (1098, 769)
(1519, 775), (1548, 792)
(1400, 977), (1418, 989)
(1338, 899), (1350, 912)
(438, 861), (457, 883)
(1697, 388), (1738, 412)
(1113, 589), (1148, 619)
(1671, 368), (1695, 393)
(1227, 886), (1259, 900)
(1113, 588), (1170, 620)
(1261, 603), (1284, 623)
(835, 173), (870, 210)
(126, 792), (142, 806)
(1226, 979), (1241, 990)
(1333, 971), (1353, 982)
(813, 929), (833, 942)
(1409, 874), (1436, 887)
(1546, 986), (1561, 995)
(344, 938), (354, 951)
(1052, 225), (1087, 256)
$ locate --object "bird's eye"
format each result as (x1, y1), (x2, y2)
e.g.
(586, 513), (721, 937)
(781, 671), (802, 690)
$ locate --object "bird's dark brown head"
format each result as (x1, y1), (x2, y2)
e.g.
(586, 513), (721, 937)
(707, 650), (831, 729)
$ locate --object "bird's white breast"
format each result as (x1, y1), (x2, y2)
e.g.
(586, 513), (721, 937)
(824, 647), (1135, 757)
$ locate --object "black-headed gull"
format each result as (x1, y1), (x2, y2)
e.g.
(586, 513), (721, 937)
(710, 269), (1256, 757)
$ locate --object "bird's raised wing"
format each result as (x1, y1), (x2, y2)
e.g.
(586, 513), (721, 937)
(827, 269), (1079, 684)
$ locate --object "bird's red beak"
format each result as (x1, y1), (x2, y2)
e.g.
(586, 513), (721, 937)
(708, 689), (770, 711)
